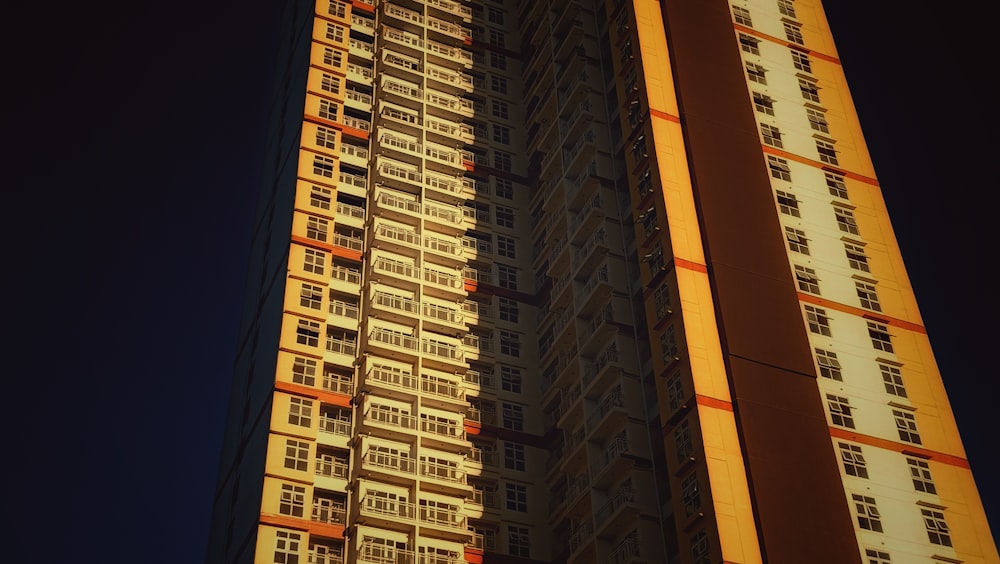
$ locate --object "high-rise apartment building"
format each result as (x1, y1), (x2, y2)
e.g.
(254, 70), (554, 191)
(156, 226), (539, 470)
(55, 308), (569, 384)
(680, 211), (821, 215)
(206, 0), (998, 562)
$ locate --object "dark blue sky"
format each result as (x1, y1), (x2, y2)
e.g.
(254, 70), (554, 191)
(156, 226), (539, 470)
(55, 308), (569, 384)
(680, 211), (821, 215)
(4, 1), (996, 562)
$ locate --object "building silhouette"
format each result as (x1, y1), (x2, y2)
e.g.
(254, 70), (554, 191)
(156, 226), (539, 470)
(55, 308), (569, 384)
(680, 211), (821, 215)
(206, 0), (999, 562)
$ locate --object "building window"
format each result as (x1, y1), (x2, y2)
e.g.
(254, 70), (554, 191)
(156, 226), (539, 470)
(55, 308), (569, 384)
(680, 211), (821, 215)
(799, 78), (820, 102)
(827, 394), (855, 428)
(646, 242), (665, 275)
(815, 348), (842, 380)
(867, 321), (893, 353)
(495, 178), (513, 199)
(681, 472), (701, 516)
(504, 442), (525, 471)
(490, 75), (508, 94)
(654, 283), (673, 319)
(739, 33), (760, 55)
(660, 324), (679, 364)
(892, 409), (921, 444)
(921, 509), (952, 546)
(303, 248), (325, 276)
(492, 99), (509, 119)
(845, 242), (871, 272)
(732, 5), (752, 26)
(498, 298), (519, 322)
(319, 99), (339, 121)
(310, 185), (332, 210)
(880, 363), (907, 397)
(502, 402), (524, 431)
(494, 149), (512, 172)
(325, 23), (345, 42)
(313, 155), (336, 178)
(631, 135), (648, 160)
(907, 458), (937, 494)
(816, 140), (839, 165)
(300, 283), (323, 310)
(284, 439), (310, 472)
(778, 0), (796, 17)
(315, 126), (338, 150)
(753, 92), (775, 115)
(288, 396), (313, 427)
(498, 264), (517, 289)
(865, 548), (891, 564)
(320, 73), (341, 95)
(508, 525), (530, 557)
(490, 50), (507, 70)
(274, 529), (302, 564)
(505, 482), (528, 511)
(761, 123), (782, 148)
(279, 484), (306, 517)
(292, 357), (317, 387)
(499, 330), (521, 357)
(785, 227), (810, 255)
(746, 62), (767, 85)
(497, 235), (516, 258)
(674, 419), (693, 463)
(306, 216), (329, 242)
(690, 530), (711, 564)
(794, 265), (820, 294)
(838, 442), (868, 478)
(667, 374), (685, 411)
(328, 0), (347, 18)
(806, 108), (829, 134)
(855, 281), (882, 312)
(776, 190), (800, 216)
(792, 50), (812, 73)
(852, 494), (883, 532)
(489, 29), (505, 47)
(495, 205), (514, 228)
(835, 206), (860, 235)
(323, 47), (343, 69)
(768, 155), (792, 181)
(784, 21), (804, 44)
(501, 365), (522, 392)
(493, 124), (511, 145)
(296, 320), (321, 348)
(826, 172), (848, 198)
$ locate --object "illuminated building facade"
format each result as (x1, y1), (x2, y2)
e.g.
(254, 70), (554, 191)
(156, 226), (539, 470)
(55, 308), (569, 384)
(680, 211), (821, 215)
(206, 0), (999, 562)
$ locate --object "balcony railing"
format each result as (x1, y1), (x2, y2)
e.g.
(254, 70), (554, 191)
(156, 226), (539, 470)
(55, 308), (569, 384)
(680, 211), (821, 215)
(312, 498), (347, 525)
(609, 531), (641, 564)
(329, 299), (360, 319)
(322, 372), (354, 395)
(360, 494), (416, 519)
(372, 290), (420, 315)
(421, 418), (465, 440)
(319, 416), (351, 436)
(315, 455), (349, 479)
(419, 458), (466, 483)
(367, 364), (418, 391)
(421, 375), (464, 400)
(362, 448), (416, 474)
(369, 327), (420, 351)
(325, 336), (357, 357)
(365, 405), (418, 430)
(330, 264), (361, 285)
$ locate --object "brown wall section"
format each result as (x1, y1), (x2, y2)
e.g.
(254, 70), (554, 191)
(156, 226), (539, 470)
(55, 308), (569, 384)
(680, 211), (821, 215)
(658, 0), (860, 561)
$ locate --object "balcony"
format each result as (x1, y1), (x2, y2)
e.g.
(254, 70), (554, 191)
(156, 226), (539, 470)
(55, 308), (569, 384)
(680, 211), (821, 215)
(315, 454), (350, 480)
(329, 299), (360, 320)
(383, 3), (423, 26)
(357, 540), (415, 564)
(349, 38), (374, 59)
(427, 16), (472, 41)
(422, 301), (464, 327)
(361, 447), (417, 477)
(608, 531), (641, 564)
(332, 231), (364, 253)
(366, 363), (419, 397)
(423, 267), (464, 290)
(364, 404), (419, 431)
(318, 416), (351, 437)
(372, 290), (420, 320)
(312, 497), (347, 525)
(419, 457), (467, 485)
(424, 233), (463, 259)
(309, 544), (345, 564)
(359, 493), (417, 521)
(377, 159), (422, 186)
(372, 256), (419, 284)
(420, 416), (466, 441)
(322, 371), (354, 396)
(427, 0), (473, 19)
(383, 26), (424, 50)
(339, 170), (367, 192)
(368, 327), (420, 356)
(419, 502), (467, 530)
(325, 336), (357, 358)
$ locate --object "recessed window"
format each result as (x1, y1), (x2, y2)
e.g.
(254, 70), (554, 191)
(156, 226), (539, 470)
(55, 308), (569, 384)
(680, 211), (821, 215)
(306, 216), (329, 242)
(310, 185), (332, 210)
(495, 177), (513, 199)
(494, 149), (512, 172)
(508, 525), (530, 557)
(654, 283), (673, 319)
(690, 530), (711, 564)
(504, 442), (525, 471)
(490, 50), (507, 70)
(739, 33), (760, 55)
(835, 207), (860, 235)
(845, 242), (870, 272)
(492, 100), (509, 119)
(303, 248), (326, 276)
(799, 78), (820, 102)
(490, 75), (508, 94)
(778, 0), (796, 17)
(826, 394), (854, 428)
(499, 330), (521, 357)
(502, 402), (524, 431)
(753, 92), (775, 115)
(284, 439), (310, 471)
(489, 29), (505, 47)
(838, 442), (868, 478)
(865, 548), (891, 564)
(505, 482), (527, 511)
(493, 124), (511, 145)
(323, 47), (343, 69)
(274, 530), (302, 564)
(907, 458), (936, 494)
(319, 99), (339, 120)
(674, 419), (693, 463)
(300, 283), (323, 310)
(815, 348), (842, 380)
(315, 126), (338, 150)
(826, 172), (848, 198)
(851, 494), (882, 532)
(313, 155), (336, 178)
(816, 139), (838, 165)
(785, 227), (810, 255)
(292, 357), (317, 387)
(892, 409), (921, 444)
(879, 363), (907, 397)
(747, 62), (767, 85)
(761, 123), (782, 147)
(497, 235), (516, 258)
(498, 264), (517, 289)
(288, 396), (313, 427)
(732, 5), (752, 26)
(279, 484), (306, 517)
(296, 319), (321, 347)
(795, 265), (820, 294)
(768, 155), (792, 181)
(660, 324), (679, 364)
(776, 190), (800, 216)
(496, 205), (514, 228)
(921, 508), (952, 546)
(855, 281), (881, 311)
(325, 23), (345, 42)
(792, 51), (812, 73)
(500, 365), (522, 392)
(667, 374), (685, 412)
(498, 297), (519, 322)
(806, 107), (829, 133)
(682, 472), (701, 516)
(784, 21), (804, 44)
(867, 321), (893, 353)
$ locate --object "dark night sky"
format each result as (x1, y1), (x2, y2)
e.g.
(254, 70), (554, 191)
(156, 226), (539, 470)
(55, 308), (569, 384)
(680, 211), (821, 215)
(3, 1), (996, 562)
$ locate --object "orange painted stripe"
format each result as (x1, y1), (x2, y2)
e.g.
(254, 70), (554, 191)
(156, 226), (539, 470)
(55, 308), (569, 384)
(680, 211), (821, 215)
(275, 380), (352, 409)
(733, 24), (840, 64)
(762, 146), (879, 187)
(649, 108), (681, 123)
(352, 0), (375, 13)
(330, 246), (363, 263)
(696, 394), (734, 412)
(291, 234), (335, 253)
(797, 293), (926, 334)
(260, 513), (345, 538)
(465, 549), (484, 564)
(675, 257), (708, 273)
(828, 427), (969, 469)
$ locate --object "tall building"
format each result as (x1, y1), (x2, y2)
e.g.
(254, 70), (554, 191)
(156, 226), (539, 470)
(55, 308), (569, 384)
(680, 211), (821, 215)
(206, 0), (998, 562)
